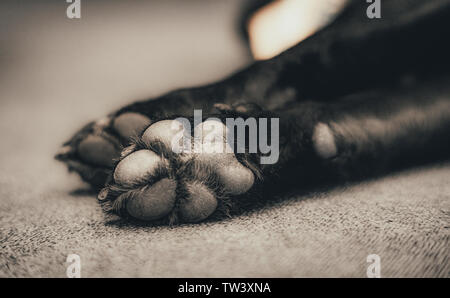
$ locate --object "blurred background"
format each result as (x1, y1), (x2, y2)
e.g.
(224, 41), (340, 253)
(1, 0), (248, 167)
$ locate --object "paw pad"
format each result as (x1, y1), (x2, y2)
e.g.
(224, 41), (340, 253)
(78, 135), (120, 167)
(141, 119), (187, 150)
(57, 112), (153, 188)
(102, 118), (258, 224)
(126, 178), (177, 221)
(113, 149), (166, 187)
(179, 181), (218, 223)
(113, 112), (152, 141)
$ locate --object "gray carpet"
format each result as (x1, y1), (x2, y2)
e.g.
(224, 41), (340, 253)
(0, 0), (448, 277)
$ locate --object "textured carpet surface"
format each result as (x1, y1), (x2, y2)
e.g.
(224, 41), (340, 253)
(0, 0), (448, 277)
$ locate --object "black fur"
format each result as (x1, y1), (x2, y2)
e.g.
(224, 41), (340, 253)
(57, 0), (450, 223)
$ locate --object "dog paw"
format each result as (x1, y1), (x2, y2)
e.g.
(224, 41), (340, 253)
(55, 112), (152, 188)
(99, 113), (261, 224)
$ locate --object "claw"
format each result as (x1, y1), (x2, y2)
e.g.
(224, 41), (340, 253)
(97, 188), (109, 202)
(55, 145), (74, 161)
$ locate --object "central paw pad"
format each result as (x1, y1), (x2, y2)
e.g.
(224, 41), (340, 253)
(100, 118), (257, 224)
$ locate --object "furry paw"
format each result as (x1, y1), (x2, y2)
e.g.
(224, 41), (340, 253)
(55, 112), (152, 188)
(98, 111), (262, 224)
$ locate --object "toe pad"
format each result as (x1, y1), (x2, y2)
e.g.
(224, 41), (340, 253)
(126, 178), (177, 221)
(78, 135), (120, 167)
(179, 182), (218, 223)
(114, 149), (164, 186)
(113, 112), (151, 140)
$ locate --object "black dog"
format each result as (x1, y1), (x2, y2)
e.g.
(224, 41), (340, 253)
(56, 0), (450, 224)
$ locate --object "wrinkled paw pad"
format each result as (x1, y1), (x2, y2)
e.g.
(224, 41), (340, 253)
(100, 119), (257, 224)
